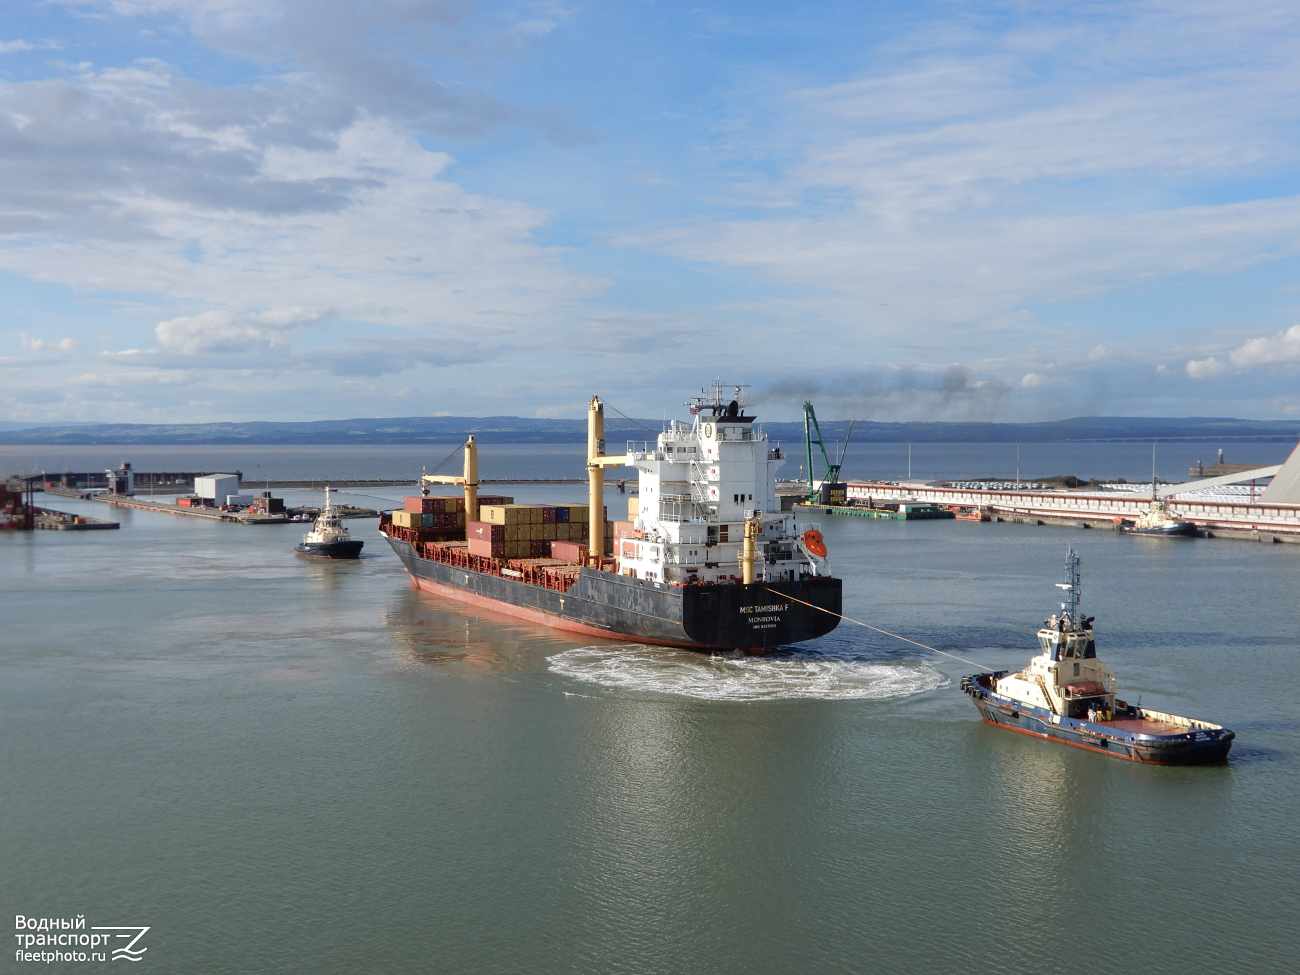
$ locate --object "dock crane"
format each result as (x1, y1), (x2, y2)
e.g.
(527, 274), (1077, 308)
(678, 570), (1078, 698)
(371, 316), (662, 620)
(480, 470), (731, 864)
(803, 402), (854, 504)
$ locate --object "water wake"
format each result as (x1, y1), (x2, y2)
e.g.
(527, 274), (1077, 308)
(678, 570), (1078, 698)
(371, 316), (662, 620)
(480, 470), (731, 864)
(547, 645), (947, 701)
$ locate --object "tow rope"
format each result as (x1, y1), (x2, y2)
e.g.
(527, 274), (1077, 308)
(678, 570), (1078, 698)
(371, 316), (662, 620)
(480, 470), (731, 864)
(765, 589), (995, 671)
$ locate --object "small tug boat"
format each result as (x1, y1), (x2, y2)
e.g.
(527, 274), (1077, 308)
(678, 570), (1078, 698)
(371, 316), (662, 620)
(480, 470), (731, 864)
(961, 549), (1233, 764)
(1117, 447), (1196, 536)
(296, 486), (364, 559)
(1116, 497), (1197, 536)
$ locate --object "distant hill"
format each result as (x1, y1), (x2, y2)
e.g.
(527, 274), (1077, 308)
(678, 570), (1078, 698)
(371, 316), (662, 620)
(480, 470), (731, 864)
(1, 415), (1298, 445)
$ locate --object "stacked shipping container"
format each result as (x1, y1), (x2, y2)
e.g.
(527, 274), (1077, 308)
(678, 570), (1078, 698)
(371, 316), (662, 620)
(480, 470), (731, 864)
(384, 494), (513, 545)
(467, 503), (611, 559)
(381, 497), (613, 561)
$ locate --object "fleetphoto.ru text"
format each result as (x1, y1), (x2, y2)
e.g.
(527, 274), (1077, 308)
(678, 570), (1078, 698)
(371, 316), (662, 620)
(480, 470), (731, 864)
(15, 916), (149, 964)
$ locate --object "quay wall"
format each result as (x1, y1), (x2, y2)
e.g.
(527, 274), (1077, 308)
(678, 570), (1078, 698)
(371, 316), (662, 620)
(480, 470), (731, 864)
(846, 481), (1300, 537)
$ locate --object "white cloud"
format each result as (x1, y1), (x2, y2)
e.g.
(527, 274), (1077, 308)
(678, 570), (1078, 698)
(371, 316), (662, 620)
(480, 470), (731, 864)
(1186, 356), (1228, 379)
(1087, 344), (1113, 361)
(0, 40), (35, 54)
(1227, 324), (1300, 367)
(1019, 372), (1049, 387)
(616, 1), (1300, 349)
(0, 73), (602, 360)
(154, 306), (329, 355)
(19, 333), (81, 353)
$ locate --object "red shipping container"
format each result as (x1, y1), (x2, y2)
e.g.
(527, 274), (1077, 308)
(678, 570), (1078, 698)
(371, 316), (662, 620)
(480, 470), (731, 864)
(467, 520), (505, 543)
(406, 495), (460, 514)
(467, 537), (501, 558)
(530, 540), (551, 557)
(613, 520), (639, 540)
(551, 541), (588, 562)
(541, 506), (557, 524)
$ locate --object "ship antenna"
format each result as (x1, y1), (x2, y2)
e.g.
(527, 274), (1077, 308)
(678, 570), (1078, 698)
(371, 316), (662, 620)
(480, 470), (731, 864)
(1054, 546), (1082, 624)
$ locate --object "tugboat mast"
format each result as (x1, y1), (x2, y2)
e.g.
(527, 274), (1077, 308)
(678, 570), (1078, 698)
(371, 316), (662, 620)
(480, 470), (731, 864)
(1054, 547), (1082, 627)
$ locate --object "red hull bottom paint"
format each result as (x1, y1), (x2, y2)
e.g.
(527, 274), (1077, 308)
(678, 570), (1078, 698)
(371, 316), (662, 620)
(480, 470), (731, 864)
(411, 576), (706, 649)
(979, 714), (1172, 764)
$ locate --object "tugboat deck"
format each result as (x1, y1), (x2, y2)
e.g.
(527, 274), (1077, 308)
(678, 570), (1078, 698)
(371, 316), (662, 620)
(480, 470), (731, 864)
(1105, 717), (1187, 736)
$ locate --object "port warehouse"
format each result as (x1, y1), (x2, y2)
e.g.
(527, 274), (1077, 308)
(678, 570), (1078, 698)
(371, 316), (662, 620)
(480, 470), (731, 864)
(842, 481), (1300, 538)
(17, 467), (223, 492)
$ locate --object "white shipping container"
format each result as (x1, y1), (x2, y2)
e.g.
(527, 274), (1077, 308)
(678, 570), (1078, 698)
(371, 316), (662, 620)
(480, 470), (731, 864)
(195, 474), (239, 500)
(225, 495), (255, 508)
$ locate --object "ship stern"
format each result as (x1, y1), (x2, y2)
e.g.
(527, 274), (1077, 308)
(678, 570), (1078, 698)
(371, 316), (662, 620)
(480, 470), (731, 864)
(680, 576), (842, 651)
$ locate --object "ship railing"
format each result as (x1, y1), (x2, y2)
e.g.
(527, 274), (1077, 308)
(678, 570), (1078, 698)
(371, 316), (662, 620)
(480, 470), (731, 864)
(717, 428), (755, 441)
(626, 441), (667, 461)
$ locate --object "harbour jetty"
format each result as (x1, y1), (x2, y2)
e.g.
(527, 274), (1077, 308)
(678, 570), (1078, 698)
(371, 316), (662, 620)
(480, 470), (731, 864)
(838, 479), (1300, 541)
(34, 508), (119, 530)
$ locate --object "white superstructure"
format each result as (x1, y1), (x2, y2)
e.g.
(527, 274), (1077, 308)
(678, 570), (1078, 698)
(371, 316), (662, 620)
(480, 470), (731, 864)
(302, 486), (351, 546)
(994, 548), (1117, 719)
(615, 384), (828, 586)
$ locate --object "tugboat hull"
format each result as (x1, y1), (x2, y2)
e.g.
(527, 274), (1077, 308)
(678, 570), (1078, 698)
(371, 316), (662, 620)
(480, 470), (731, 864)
(296, 539), (364, 559)
(961, 673), (1233, 765)
(386, 535), (841, 651)
(1117, 523), (1197, 537)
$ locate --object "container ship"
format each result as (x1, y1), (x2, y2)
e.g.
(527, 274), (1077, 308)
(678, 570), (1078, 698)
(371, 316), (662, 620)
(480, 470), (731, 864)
(379, 386), (842, 651)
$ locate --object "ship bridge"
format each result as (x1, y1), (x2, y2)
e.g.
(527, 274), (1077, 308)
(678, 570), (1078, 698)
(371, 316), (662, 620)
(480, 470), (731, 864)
(612, 384), (821, 586)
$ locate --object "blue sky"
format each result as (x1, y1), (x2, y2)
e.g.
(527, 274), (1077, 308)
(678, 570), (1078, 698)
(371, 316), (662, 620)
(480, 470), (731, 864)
(4, 0), (1300, 423)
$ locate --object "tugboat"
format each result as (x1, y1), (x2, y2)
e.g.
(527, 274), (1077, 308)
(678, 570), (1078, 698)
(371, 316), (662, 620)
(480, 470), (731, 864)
(1118, 446), (1196, 536)
(961, 549), (1233, 764)
(1116, 497), (1197, 536)
(296, 486), (364, 559)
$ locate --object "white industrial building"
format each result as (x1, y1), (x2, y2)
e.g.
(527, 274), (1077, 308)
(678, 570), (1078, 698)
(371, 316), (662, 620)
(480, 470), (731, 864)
(195, 474), (240, 501)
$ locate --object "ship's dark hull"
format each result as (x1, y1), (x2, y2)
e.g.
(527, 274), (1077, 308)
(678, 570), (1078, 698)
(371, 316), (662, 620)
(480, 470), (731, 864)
(961, 673), (1233, 764)
(385, 535), (841, 651)
(296, 539), (364, 559)
(1117, 523), (1197, 537)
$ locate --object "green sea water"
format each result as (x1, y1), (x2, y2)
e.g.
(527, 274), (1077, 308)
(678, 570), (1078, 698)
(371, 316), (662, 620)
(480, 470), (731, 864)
(3, 481), (1297, 973)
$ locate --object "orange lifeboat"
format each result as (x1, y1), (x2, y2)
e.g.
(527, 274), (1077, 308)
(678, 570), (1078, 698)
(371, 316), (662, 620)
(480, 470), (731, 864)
(803, 529), (828, 557)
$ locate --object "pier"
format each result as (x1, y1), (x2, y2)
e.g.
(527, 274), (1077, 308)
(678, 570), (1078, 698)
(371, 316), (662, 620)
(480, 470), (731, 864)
(838, 481), (1300, 541)
(91, 495), (293, 524)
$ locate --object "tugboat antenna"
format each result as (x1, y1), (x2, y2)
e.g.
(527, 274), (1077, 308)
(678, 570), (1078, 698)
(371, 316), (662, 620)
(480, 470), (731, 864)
(1058, 547), (1082, 622)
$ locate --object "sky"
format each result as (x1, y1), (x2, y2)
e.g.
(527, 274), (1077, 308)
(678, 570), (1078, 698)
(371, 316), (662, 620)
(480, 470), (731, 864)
(3, 1), (1300, 424)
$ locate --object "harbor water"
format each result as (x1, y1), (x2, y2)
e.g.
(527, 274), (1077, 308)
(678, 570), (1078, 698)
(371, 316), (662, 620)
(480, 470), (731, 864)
(3, 447), (1299, 973)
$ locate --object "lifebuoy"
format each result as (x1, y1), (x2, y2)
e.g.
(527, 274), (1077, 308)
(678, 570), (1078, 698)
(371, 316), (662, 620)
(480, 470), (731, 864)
(803, 529), (827, 558)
